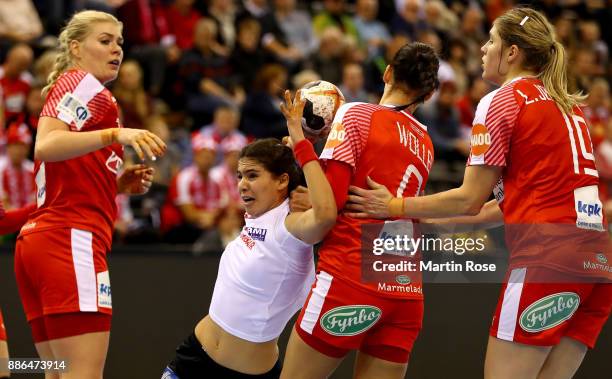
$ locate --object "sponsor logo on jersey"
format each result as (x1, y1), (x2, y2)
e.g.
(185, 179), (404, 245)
(519, 292), (579, 333)
(470, 123), (491, 156)
(240, 232), (255, 249)
(97, 271), (112, 309)
(323, 122), (346, 150)
(320, 305), (381, 336)
(395, 274), (411, 285)
(57, 93), (91, 130)
(574, 186), (604, 231)
(245, 226), (267, 241)
(583, 253), (612, 273)
(105, 151), (123, 174)
(161, 367), (180, 379)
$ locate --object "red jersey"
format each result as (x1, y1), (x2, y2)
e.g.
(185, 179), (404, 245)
(0, 67), (31, 122)
(467, 77), (610, 277)
(161, 166), (222, 230)
(19, 70), (124, 251)
(0, 156), (34, 208)
(210, 163), (240, 207)
(318, 103), (434, 299)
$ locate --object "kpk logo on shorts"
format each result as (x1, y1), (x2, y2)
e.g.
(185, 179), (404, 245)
(519, 292), (580, 333)
(320, 305), (382, 336)
(97, 271), (112, 309)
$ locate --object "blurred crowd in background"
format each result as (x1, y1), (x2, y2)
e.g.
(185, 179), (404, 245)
(0, 0), (610, 251)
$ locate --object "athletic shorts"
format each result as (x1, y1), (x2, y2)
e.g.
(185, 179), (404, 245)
(165, 333), (281, 379)
(295, 271), (423, 364)
(14, 228), (112, 322)
(0, 309), (6, 341)
(490, 267), (612, 348)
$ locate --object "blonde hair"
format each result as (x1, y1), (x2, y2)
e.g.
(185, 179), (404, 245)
(494, 7), (585, 114)
(42, 10), (122, 98)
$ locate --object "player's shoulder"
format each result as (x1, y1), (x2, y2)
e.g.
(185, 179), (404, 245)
(52, 70), (108, 99)
(337, 102), (385, 119)
(475, 81), (519, 119)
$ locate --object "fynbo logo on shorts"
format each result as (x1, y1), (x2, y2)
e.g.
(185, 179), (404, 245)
(320, 305), (381, 336)
(470, 123), (491, 156)
(519, 292), (580, 333)
(395, 275), (411, 285)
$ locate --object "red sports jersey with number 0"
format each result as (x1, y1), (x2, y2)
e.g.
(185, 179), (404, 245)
(318, 103), (434, 299)
(468, 77), (610, 277)
(19, 69), (123, 251)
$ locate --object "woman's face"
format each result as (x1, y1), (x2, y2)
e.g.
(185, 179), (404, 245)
(237, 158), (288, 217)
(72, 22), (123, 84)
(481, 25), (506, 85)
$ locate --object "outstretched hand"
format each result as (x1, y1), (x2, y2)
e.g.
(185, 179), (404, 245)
(345, 176), (393, 219)
(280, 89), (307, 147)
(117, 164), (155, 195)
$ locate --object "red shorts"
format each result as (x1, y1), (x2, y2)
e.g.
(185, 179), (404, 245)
(0, 309), (6, 341)
(490, 267), (612, 348)
(14, 228), (113, 322)
(295, 271), (423, 364)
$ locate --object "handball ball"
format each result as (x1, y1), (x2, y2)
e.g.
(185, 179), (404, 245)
(300, 80), (345, 142)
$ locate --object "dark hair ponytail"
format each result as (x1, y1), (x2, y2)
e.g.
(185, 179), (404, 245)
(390, 42), (440, 110)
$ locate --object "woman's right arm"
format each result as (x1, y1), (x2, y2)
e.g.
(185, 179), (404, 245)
(35, 116), (166, 162)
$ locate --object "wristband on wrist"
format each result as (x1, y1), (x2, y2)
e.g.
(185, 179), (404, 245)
(293, 139), (318, 168)
(388, 197), (405, 217)
(101, 128), (119, 145)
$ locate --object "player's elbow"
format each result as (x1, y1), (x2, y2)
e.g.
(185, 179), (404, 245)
(34, 143), (49, 161)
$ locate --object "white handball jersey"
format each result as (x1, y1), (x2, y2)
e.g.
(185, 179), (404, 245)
(209, 199), (315, 342)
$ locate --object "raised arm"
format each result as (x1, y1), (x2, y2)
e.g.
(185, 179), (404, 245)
(35, 116), (166, 162)
(282, 90), (337, 244)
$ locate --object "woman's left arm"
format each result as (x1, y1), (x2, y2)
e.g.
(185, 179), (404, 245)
(347, 165), (502, 219)
(282, 90), (337, 244)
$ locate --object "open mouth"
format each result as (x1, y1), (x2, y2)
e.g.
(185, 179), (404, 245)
(109, 60), (120, 68)
(241, 196), (255, 205)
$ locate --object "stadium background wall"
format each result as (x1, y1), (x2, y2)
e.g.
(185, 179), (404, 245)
(0, 248), (609, 379)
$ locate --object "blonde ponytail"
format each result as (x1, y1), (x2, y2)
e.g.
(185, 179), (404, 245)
(41, 10), (122, 98)
(495, 8), (585, 114)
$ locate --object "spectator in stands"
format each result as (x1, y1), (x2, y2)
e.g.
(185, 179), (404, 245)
(582, 78), (611, 149)
(239, 0), (269, 19)
(180, 18), (243, 127)
(353, 0), (391, 59)
(241, 64), (288, 139)
(578, 20), (608, 74)
(162, 134), (222, 243)
(145, 115), (182, 187)
(0, 122), (34, 210)
(415, 79), (469, 167)
(307, 26), (345, 84)
(447, 38), (469, 95)
(259, 0), (316, 71)
(456, 76), (491, 137)
(166, 0), (203, 51)
(455, 5), (487, 77)
(117, 0), (179, 96)
(339, 63), (369, 103)
(570, 48), (599, 93)
(229, 17), (266, 91)
(206, 0), (237, 51)
(364, 34), (410, 97)
(313, 0), (358, 42)
(32, 49), (59, 85)
(211, 133), (248, 210)
(0, 0), (44, 44)
(112, 60), (152, 130)
(0, 44), (33, 124)
(199, 105), (244, 163)
(390, 0), (427, 40)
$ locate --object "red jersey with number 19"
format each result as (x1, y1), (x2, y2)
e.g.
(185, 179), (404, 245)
(318, 103), (434, 299)
(468, 77), (610, 278)
(19, 69), (123, 251)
